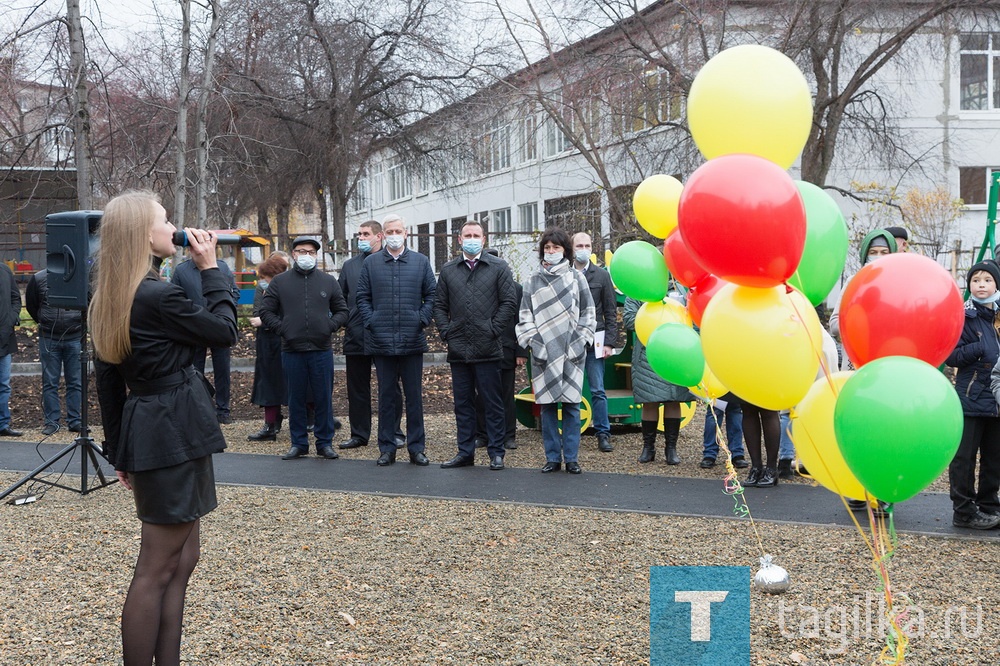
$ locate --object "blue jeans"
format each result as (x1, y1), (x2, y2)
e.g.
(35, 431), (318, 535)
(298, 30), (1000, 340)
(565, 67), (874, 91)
(283, 350), (335, 452)
(702, 401), (745, 459)
(779, 411), (795, 461)
(584, 347), (609, 435)
(540, 402), (581, 463)
(40, 335), (82, 429)
(0, 353), (10, 430)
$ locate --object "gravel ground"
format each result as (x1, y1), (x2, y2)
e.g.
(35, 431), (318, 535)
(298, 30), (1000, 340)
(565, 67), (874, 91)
(1, 415), (993, 665)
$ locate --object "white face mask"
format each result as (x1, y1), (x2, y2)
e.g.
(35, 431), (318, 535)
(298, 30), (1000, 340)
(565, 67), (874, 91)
(385, 235), (405, 250)
(295, 254), (317, 271)
(544, 252), (564, 265)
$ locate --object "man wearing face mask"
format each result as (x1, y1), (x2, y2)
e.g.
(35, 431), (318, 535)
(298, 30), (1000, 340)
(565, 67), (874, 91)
(434, 220), (518, 470)
(260, 236), (349, 460)
(337, 220), (406, 451)
(356, 215), (436, 467)
(572, 232), (619, 453)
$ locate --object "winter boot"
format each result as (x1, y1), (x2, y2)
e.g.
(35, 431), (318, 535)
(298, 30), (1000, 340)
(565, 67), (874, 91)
(663, 417), (681, 465)
(638, 420), (657, 463)
(247, 422), (278, 442)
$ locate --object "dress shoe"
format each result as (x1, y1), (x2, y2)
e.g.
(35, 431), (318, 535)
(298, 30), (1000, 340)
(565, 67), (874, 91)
(597, 433), (613, 452)
(777, 458), (794, 479)
(731, 455), (750, 469)
(541, 461), (561, 473)
(217, 413), (232, 425)
(489, 456), (505, 471)
(394, 435), (406, 449)
(440, 455), (475, 469)
(68, 424), (81, 433)
(247, 423), (278, 442)
(409, 451), (430, 466)
(565, 461), (582, 474)
(281, 447), (307, 460)
(377, 451), (396, 466)
(0, 427), (23, 437)
(744, 467), (762, 487)
(699, 456), (716, 469)
(333, 417), (343, 430)
(756, 466), (778, 487)
(474, 436), (488, 449)
(503, 438), (518, 450)
(317, 446), (340, 459)
(339, 437), (368, 450)
(953, 510), (1000, 530)
(41, 423), (60, 436)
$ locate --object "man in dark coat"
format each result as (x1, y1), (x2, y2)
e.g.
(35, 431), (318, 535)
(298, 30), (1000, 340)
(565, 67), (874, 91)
(572, 232), (619, 452)
(171, 254), (240, 424)
(26, 269), (83, 435)
(260, 236), (348, 460)
(337, 220), (404, 451)
(434, 221), (517, 470)
(356, 215), (436, 467)
(0, 262), (21, 437)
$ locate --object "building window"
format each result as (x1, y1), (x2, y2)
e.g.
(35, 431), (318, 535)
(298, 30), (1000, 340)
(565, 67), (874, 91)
(370, 164), (385, 208)
(350, 170), (369, 212)
(611, 65), (680, 134)
(516, 106), (538, 163)
(491, 207), (512, 234)
(959, 33), (1000, 111)
(959, 166), (1000, 205)
(474, 117), (510, 175)
(518, 202), (539, 232)
(387, 156), (411, 201)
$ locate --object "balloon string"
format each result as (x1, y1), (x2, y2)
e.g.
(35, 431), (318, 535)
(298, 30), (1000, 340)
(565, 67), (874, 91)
(783, 288), (838, 392)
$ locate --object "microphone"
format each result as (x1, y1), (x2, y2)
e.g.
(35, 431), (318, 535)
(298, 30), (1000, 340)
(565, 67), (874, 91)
(172, 230), (243, 246)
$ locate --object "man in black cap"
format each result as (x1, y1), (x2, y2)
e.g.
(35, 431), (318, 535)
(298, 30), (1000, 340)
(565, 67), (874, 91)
(260, 236), (348, 460)
(884, 226), (908, 253)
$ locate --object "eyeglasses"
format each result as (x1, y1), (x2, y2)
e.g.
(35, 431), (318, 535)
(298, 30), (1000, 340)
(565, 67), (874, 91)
(293, 249), (317, 256)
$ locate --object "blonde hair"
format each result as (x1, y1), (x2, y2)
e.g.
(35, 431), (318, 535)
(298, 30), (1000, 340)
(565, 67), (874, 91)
(89, 190), (162, 364)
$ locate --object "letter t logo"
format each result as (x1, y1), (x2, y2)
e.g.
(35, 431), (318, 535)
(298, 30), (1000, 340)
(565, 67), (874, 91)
(674, 591), (729, 641)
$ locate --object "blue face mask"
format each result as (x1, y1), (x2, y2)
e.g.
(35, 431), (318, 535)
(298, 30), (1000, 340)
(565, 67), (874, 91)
(358, 239), (372, 253)
(972, 292), (1000, 305)
(258, 280), (269, 290)
(574, 249), (590, 264)
(462, 238), (483, 256)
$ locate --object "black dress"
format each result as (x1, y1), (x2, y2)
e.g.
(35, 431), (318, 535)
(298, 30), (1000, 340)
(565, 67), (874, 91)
(250, 285), (286, 407)
(95, 265), (238, 524)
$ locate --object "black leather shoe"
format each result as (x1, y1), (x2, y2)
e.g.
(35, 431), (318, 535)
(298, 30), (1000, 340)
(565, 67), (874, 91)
(333, 417), (343, 430)
(247, 423), (277, 441)
(699, 456), (716, 469)
(317, 446), (340, 459)
(757, 466), (778, 487)
(565, 461), (582, 474)
(474, 436), (488, 449)
(953, 510), (1000, 530)
(409, 451), (430, 466)
(597, 433), (613, 452)
(377, 451), (396, 466)
(731, 455), (750, 469)
(394, 436), (406, 449)
(503, 438), (518, 450)
(489, 456), (505, 471)
(777, 459), (794, 479)
(0, 427), (23, 437)
(68, 424), (81, 433)
(217, 414), (232, 425)
(541, 461), (561, 473)
(339, 437), (368, 450)
(281, 447), (307, 460)
(41, 424), (60, 436)
(847, 498), (868, 511)
(744, 467), (762, 487)
(441, 455), (475, 469)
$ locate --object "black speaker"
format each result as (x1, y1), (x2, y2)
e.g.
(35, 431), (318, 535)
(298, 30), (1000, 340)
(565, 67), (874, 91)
(45, 210), (102, 310)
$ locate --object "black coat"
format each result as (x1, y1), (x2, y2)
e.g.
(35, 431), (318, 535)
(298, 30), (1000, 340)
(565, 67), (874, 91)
(338, 250), (373, 356)
(578, 262), (619, 347)
(433, 252), (517, 363)
(356, 247), (436, 356)
(0, 263), (20, 356)
(259, 265), (349, 353)
(95, 267), (238, 471)
(251, 286), (285, 407)
(25, 270), (82, 339)
(947, 300), (1000, 417)
(501, 282), (527, 370)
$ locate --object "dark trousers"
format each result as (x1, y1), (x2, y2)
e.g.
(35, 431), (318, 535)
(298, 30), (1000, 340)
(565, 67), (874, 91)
(193, 346), (231, 418)
(283, 350), (335, 452)
(476, 366), (516, 443)
(454, 361), (505, 459)
(345, 353), (404, 442)
(373, 354), (424, 454)
(949, 415), (1000, 516)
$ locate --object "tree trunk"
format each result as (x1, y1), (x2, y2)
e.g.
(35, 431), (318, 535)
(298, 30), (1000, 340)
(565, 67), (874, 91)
(276, 197), (291, 252)
(195, 0), (223, 227)
(65, 0), (93, 208)
(256, 205), (272, 240)
(175, 0), (192, 228)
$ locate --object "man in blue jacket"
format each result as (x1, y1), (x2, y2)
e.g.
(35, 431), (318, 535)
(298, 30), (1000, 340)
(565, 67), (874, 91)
(260, 236), (348, 460)
(356, 215), (436, 467)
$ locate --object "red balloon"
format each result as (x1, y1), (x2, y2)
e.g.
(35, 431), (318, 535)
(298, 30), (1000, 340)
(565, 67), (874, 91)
(678, 154), (806, 288)
(687, 274), (728, 327)
(663, 229), (709, 288)
(840, 253), (964, 368)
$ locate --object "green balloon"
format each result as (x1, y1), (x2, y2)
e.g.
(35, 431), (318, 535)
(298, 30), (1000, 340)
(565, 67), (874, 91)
(610, 240), (669, 302)
(787, 181), (848, 306)
(833, 356), (963, 503)
(646, 323), (705, 387)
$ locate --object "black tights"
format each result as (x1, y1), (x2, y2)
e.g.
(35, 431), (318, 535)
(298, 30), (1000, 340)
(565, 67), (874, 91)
(742, 403), (780, 470)
(122, 519), (201, 666)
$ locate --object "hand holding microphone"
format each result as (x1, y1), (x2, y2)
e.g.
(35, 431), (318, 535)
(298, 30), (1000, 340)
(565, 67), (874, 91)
(175, 229), (224, 271)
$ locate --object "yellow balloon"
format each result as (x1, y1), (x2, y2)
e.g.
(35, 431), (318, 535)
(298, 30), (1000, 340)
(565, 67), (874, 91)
(687, 45), (812, 169)
(689, 363), (728, 400)
(635, 299), (692, 345)
(792, 373), (868, 499)
(633, 174), (683, 239)
(700, 284), (821, 410)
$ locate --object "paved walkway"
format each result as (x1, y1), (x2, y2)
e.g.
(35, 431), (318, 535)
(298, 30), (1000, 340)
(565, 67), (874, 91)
(0, 440), (994, 542)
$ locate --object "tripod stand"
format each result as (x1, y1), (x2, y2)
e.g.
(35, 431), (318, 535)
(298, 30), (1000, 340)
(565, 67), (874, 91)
(0, 310), (116, 502)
